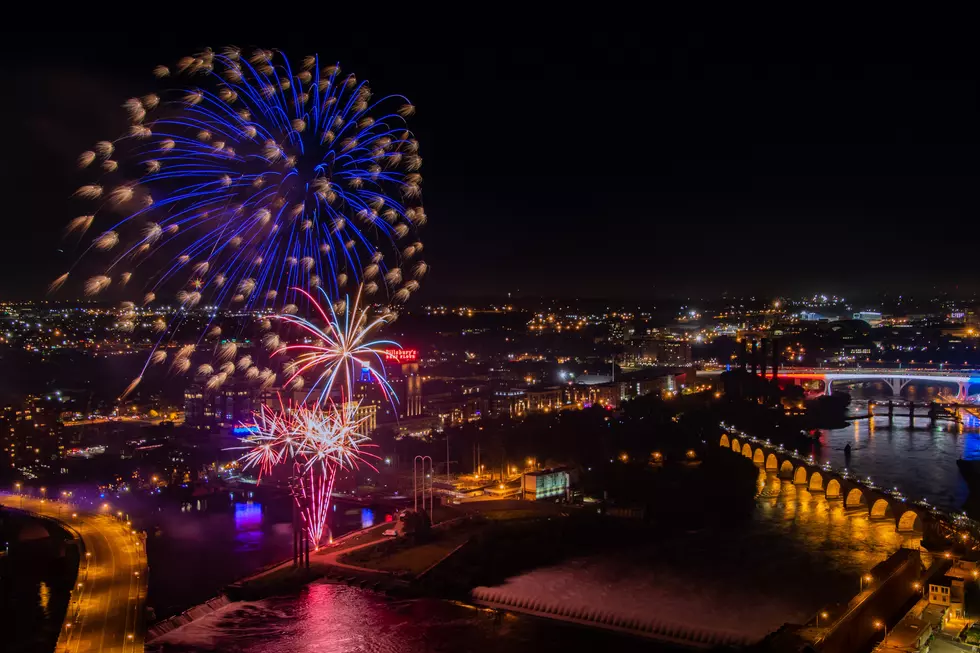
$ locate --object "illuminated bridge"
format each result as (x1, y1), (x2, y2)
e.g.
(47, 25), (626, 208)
(719, 428), (933, 536)
(707, 367), (980, 400)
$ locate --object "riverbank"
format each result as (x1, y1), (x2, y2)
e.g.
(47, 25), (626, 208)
(0, 504), (79, 653)
(150, 449), (767, 648)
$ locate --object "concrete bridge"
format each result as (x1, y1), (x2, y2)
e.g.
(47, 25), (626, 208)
(718, 431), (928, 534)
(778, 368), (979, 400)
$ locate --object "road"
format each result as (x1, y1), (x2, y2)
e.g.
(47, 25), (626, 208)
(0, 493), (146, 653)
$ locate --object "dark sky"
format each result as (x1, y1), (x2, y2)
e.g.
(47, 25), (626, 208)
(2, 27), (979, 301)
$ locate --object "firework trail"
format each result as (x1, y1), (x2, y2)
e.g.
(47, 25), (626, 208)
(275, 285), (400, 406)
(54, 47), (426, 397)
(238, 397), (378, 545)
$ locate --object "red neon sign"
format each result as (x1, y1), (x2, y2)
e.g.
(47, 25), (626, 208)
(384, 348), (418, 363)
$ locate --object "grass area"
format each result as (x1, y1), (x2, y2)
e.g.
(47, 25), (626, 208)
(229, 562), (328, 599)
(340, 523), (475, 576)
(319, 524), (389, 554)
(964, 626), (980, 644)
(354, 540), (462, 575)
(478, 509), (545, 521)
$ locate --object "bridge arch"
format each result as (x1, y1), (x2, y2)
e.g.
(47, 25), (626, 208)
(809, 471), (824, 492)
(720, 434), (730, 448)
(766, 454), (779, 471)
(731, 438), (740, 452)
(794, 467), (808, 485)
(753, 449), (765, 466)
(826, 479), (841, 500)
(898, 510), (923, 532)
(870, 499), (893, 520)
(779, 460), (795, 479)
(845, 488), (867, 509)
(742, 443), (753, 458)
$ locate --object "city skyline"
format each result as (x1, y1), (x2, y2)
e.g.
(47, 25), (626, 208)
(2, 27), (980, 301)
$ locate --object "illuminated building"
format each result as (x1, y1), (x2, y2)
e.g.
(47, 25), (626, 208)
(343, 348), (422, 424)
(343, 401), (376, 437)
(428, 395), (487, 425)
(522, 467), (570, 500)
(852, 311), (883, 326)
(639, 336), (692, 366)
(491, 388), (527, 418)
(184, 381), (261, 430)
(524, 387), (562, 413)
(876, 615), (932, 653)
(395, 414), (443, 438)
(589, 382), (626, 408)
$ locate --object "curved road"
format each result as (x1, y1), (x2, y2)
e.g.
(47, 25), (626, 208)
(0, 493), (146, 653)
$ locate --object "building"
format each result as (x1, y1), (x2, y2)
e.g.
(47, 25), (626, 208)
(853, 311), (883, 326)
(184, 381), (263, 430)
(525, 386), (562, 413)
(428, 395), (487, 426)
(490, 388), (527, 418)
(630, 335), (692, 366)
(589, 382), (628, 408)
(383, 348), (422, 418)
(925, 559), (965, 618)
(395, 414), (442, 438)
(522, 467), (570, 500)
(876, 615), (932, 653)
(345, 401), (376, 437)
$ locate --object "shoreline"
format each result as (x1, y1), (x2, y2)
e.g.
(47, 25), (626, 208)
(0, 496), (82, 653)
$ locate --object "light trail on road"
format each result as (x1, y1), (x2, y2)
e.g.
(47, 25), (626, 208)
(0, 493), (147, 653)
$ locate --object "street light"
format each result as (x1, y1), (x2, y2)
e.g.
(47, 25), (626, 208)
(874, 619), (886, 640)
(817, 611), (829, 626)
(860, 574), (873, 592)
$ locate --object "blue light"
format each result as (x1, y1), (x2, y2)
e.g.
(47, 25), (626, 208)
(234, 502), (263, 531)
(361, 508), (375, 529)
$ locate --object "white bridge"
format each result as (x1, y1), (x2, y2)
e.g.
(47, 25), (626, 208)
(703, 367), (980, 400)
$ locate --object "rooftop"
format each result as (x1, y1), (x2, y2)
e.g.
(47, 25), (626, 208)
(880, 615), (931, 650)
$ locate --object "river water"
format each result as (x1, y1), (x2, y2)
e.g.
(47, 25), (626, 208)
(147, 396), (980, 651)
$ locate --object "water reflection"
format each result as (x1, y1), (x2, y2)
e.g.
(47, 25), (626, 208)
(147, 499), (293, 619)
(149, 584), (661, 653)
(815, 399), (979, 511)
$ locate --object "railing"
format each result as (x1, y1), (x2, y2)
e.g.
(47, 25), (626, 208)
(719, 422), (980, 538)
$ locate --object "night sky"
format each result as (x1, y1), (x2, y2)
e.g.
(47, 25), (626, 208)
(2, 27), (978, 301)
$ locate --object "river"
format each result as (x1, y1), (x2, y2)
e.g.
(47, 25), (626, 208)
(146, 394), (980, 650)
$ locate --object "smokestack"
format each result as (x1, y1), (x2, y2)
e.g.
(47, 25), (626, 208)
(772, 338), (779, 383)
(760, 338), (768, 380)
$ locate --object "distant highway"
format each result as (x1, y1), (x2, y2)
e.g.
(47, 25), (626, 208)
(0, 493), (146, 653)
(62, 415), (183, 428)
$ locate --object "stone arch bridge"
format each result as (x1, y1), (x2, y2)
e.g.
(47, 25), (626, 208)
(719, 432), (927, 533)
